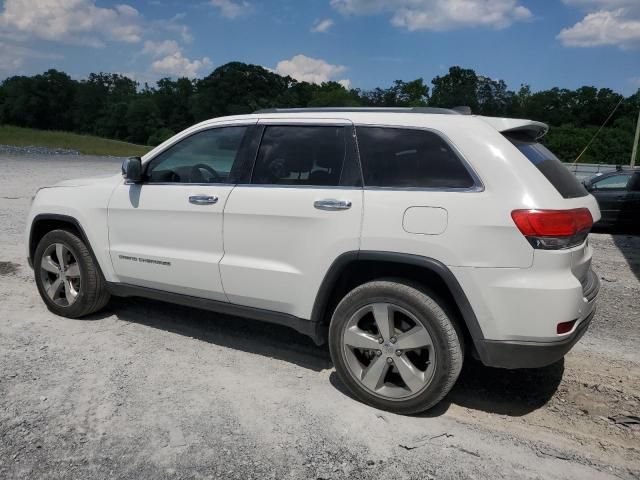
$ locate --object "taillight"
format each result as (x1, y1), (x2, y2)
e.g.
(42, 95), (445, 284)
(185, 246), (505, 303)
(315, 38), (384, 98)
(511, 208), (593, 250)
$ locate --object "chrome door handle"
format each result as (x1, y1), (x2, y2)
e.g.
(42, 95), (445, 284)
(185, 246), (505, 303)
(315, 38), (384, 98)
(314, 199), (352, 211)
(189, 195), (218, 205)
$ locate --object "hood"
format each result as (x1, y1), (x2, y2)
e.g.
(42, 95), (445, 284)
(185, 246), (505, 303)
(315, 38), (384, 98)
(49, 173), (122, 188)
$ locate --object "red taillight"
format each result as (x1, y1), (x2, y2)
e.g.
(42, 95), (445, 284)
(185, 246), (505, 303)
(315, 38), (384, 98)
(511, 208), (593, 250)
(557, 320), (577, 335)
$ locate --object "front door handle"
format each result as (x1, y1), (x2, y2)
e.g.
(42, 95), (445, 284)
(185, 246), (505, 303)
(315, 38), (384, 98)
(314, 199), (352, 211)
(189, 195), (218, 205)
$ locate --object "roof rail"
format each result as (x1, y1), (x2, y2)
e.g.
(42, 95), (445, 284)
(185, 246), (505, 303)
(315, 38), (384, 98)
(254, 107), (471, 115)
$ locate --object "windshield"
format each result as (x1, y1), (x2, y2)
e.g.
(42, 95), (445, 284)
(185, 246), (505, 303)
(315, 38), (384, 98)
(506, 133), (588, 199)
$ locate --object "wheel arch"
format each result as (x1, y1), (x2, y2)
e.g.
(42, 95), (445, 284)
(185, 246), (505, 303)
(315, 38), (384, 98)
(28, 214), (103, 278)
(311, 251), (486, 350)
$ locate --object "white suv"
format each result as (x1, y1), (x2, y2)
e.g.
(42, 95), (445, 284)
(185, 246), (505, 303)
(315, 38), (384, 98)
(26, 107), (600, 414)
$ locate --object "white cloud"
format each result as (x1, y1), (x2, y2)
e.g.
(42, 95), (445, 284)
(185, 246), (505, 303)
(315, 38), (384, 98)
(558, 1), (640, 48)
(330, 0), (531, 31)
(0, 0), (142, 46)
(210, 0), (252, 19)
(274, 54), (348, 85)
(311, 18), (334, 33)
(142, 38), (212, 79)
(156, 13), (193, 44)
(143, 40), (181, 58)
(338, 79), (351, 89)
(151, 53), (212, 78)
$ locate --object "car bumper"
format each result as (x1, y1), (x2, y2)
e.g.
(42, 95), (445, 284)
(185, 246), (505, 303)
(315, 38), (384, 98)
(473, 305), (596, 369)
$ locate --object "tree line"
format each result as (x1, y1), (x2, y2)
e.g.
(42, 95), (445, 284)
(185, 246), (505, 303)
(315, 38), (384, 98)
(0, 62), (638, 163)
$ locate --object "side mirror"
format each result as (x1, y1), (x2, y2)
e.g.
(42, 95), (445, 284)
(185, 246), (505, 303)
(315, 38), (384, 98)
(122, 157), (142, 183)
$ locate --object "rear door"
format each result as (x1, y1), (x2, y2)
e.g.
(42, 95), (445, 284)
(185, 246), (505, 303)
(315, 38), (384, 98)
(590, 173), (632, 226)
(220, 119), (363, 319)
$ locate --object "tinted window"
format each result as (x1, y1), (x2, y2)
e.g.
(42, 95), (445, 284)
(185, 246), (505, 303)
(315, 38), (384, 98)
(252, 126), (347, 186)
(356, 127), (475, 189)
(506, 134), (588, 199)
(629, 173), (640, 192)
(147, 126), (248, 183)
(592, 173), (631, 190)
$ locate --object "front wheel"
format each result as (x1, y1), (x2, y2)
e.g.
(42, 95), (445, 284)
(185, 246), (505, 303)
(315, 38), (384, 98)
(34, 229), (110, 318)
(328, 280), (463, 414)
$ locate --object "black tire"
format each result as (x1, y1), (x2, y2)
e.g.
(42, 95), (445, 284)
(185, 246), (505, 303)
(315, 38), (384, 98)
(34, 229), (110, 318)
(328, 279), (463, 414)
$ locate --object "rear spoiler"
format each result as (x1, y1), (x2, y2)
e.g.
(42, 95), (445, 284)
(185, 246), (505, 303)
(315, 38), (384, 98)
(478, 116), (549, 140)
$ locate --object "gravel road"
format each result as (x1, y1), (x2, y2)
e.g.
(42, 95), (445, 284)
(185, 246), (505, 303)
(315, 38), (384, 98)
(1, 154), (639, 479)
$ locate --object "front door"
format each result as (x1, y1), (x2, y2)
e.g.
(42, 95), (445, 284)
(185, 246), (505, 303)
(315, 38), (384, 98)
(220, 120), (363, 319)
(591, 172), (632, 226)
(107, 122), (254, 301)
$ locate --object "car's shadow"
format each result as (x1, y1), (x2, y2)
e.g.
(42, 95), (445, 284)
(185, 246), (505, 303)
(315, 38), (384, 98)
(612, 234), (640, 282)
(97, 296), (563, 417)
(591, 228), (640, 281)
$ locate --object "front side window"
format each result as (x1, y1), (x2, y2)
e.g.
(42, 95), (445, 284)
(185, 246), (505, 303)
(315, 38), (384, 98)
(355, 127), (475, 189)
(591, 173), (632, 191)
(252, 126), (347, 186)
(146, 126), (248, 184)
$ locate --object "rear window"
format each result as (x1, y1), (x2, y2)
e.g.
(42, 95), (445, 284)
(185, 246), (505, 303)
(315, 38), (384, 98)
(506, 133), (587, 199)
(356, 127), (476, 189)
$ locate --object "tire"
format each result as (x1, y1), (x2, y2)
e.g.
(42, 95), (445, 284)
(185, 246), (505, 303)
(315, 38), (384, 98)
(34, 229), (110, 318)
(328, 279), (463, 414)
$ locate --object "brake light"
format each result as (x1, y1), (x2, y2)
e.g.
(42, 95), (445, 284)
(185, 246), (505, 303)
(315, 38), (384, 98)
(511, 208), (593, 250)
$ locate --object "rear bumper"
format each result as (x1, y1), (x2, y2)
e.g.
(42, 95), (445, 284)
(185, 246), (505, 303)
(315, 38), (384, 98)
(474, 306), (596, 369)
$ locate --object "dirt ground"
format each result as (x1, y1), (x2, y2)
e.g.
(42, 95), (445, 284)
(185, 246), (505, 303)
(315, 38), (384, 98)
(1, 154), (639, 480)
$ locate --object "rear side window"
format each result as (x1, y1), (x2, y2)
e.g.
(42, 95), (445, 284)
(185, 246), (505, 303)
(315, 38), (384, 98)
(506, 133), (588, 199)
(355, 127), (475, 189)
(252, 125), (346, 186)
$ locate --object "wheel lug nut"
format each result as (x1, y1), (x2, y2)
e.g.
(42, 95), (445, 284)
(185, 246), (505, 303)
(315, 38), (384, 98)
(378, 337), (384, 344)
(395, 350), (402, 356)
(386, 357), (393, 364)
(376, 350), (382, 356)
(390, 337), (397, 344)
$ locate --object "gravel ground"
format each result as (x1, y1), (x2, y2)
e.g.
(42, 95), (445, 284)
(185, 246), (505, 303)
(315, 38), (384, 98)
(1, 154), (639, 479)
(0, 145), (80, 156)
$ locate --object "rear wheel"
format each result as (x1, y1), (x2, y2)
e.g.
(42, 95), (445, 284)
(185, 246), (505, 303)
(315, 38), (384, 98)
(328, 279), (463, 414)
(34, 229), (110, 318)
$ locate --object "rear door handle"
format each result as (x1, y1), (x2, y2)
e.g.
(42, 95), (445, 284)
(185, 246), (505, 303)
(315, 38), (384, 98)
(189, 195), (218, 205)
(314, 199), (352, 211)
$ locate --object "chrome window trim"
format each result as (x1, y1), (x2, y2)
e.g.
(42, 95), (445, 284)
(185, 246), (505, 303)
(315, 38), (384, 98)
(353, 123), (485, 193)
(130, 182), (236, 187)
(363, 185), (484, 193)
(234, 184), (363, 191)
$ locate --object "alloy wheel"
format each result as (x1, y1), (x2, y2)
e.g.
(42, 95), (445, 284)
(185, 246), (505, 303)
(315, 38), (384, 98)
(40, 243), (81, 307)
(341, 302), (436, 400)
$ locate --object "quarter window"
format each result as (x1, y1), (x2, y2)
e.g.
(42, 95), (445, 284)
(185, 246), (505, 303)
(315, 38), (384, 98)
(591, 174), (631, 190)
(252, 126), (347, 186)
(146, 126), (248, 184)
(355, 127), (475, 189)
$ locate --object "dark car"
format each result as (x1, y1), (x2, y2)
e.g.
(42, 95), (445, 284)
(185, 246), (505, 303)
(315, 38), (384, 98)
(583, 168), (640, 230)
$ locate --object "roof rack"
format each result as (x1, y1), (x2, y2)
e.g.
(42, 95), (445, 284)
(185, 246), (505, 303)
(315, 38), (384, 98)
(254, 107), (472, 115)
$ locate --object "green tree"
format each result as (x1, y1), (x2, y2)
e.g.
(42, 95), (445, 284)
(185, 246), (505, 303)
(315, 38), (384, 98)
(429, 66), (479, 110)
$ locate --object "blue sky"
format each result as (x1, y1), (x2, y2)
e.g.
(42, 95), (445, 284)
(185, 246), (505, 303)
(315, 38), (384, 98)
(0, 0), (639, 94)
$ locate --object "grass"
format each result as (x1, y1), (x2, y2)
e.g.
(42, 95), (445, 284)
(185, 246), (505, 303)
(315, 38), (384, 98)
(0, 125), (151, 157)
